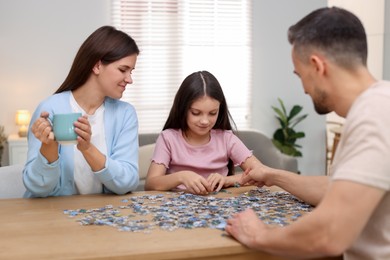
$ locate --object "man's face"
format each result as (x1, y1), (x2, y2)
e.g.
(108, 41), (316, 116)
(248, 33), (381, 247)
(291, 47), (331, 115)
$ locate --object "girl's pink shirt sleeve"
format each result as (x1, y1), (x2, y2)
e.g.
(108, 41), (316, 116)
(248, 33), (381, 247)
(151, 129), (252, 179)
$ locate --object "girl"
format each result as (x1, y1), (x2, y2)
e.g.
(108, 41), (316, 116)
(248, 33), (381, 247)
(145, 71), (262, 195)
(23, 26), (140, 197)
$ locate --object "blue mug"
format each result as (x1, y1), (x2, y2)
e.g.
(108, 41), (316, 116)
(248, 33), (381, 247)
(52, 113), (82, 144)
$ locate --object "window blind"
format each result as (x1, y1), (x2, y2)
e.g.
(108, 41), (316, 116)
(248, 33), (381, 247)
(111, 0), (252, 133)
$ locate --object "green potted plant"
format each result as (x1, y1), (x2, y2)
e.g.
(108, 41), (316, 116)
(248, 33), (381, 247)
(0, 126), (7, 166)
(271, 98), (308, 157)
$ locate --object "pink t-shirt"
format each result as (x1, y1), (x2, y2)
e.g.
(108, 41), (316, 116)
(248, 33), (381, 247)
(152, 129), (252, 180)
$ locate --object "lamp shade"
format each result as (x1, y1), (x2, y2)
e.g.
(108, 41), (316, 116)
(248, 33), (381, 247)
(15, 110), (31, 126)
(15, 110), (31, 137)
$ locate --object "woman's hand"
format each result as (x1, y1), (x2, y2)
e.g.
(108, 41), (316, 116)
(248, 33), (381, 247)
(74, 115), (92, 151)
(31, 112), (55, 144)
(31, 111), (59, 162)
(207, 173), (226, 192)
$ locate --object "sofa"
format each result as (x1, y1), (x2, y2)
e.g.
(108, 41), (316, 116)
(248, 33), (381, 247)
(137, 129), (298, 190)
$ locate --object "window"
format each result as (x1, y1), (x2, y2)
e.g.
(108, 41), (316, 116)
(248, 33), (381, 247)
(112, 0), (252, 133)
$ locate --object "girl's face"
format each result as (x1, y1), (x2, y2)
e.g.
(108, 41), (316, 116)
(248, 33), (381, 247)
(94, 54), (137, 99)
(186, 95), (220, 139)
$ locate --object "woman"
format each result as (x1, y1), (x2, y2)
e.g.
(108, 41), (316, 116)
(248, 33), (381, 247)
(23, 26), (140, 197)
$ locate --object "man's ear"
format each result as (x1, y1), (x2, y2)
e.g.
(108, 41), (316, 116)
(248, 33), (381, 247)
(310, 55), (326, 75)
(92, 61), (102, 74)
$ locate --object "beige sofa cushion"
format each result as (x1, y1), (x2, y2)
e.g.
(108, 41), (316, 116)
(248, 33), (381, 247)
(138, 143), (155, 181)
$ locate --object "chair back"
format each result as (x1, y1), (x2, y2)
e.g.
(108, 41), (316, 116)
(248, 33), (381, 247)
(0, 164), (26, 199)
(236, 130), (298, 173)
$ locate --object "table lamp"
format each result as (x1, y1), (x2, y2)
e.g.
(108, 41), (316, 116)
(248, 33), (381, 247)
(15, 110), (31, 137)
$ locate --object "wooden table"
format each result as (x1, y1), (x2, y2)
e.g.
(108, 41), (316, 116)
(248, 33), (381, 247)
(0, 186), (342, 260)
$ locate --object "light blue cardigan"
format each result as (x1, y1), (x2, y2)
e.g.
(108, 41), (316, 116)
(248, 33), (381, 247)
(23, 91), (139, 197)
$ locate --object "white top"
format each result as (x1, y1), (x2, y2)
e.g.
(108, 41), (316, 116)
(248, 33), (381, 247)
(70, 93), (107, 194)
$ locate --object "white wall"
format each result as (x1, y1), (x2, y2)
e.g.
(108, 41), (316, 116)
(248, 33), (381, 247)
(326, 0), (385, 151)
(251, 0), (327, 175)
(0, 0), (385, 174)
(251, 0), (386, 175)
(0, 0), (330, 173)
(0, 0), (110, 165)
(328, 0), (384, 80)
(382, 1), (390, 81)
(0, 0), (110, 135)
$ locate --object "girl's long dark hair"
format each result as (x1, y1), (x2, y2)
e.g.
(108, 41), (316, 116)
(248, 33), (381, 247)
(164, 71), (237, 175)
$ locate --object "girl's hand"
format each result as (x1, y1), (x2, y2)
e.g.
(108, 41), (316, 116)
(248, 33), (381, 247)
(74, 115), (92, 151)
(207, 173), (226, 192)
(31, 112), (55, 144)
(181, 171), (210, 195)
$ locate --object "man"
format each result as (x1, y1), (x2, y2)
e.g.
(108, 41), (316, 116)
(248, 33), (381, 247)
(226, 7), (390, 259)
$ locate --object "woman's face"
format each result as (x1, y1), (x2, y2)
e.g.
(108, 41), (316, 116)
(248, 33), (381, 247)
(186, 95), (220, 139)
(95, 54), (138, 99)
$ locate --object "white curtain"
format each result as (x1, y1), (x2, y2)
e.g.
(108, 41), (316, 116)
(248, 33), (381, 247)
(112, 0), (252, 133)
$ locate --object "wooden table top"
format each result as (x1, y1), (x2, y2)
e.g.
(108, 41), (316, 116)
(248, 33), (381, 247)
(0, 186), (342, 260)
